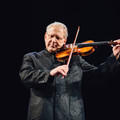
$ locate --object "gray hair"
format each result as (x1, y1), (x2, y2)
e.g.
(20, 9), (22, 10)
(46, 22), (68, 39)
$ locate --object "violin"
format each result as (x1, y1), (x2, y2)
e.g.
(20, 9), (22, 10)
(56, 26), (119, 78)
(56, 40), (117, 62)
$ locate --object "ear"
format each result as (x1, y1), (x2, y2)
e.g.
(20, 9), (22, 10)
(64, 39), (67, 44)
(44, 33), (47, 39)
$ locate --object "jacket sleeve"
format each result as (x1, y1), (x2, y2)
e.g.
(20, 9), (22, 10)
(19, 53), (54, 88)
(79, 54), (120, 82)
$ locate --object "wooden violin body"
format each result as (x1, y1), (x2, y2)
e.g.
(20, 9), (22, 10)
(56, 40), (117, 62)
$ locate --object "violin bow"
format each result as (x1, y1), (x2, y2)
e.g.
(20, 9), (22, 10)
(62, 26), (80, 78)
(67, 26), (80, 66)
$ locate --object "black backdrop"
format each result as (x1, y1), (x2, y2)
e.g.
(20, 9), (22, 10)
(5, 0), (120, 120)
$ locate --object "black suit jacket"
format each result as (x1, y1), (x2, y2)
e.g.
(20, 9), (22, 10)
(19, 49), (120, 120)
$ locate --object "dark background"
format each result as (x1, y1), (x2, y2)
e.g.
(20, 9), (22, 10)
(4, 0), (120, 120)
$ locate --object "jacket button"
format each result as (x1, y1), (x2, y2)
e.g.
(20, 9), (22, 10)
(56, 81), (60, 85)
(56, 94), (60, 97)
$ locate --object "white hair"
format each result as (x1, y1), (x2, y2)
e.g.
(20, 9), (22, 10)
(46, 21), (68, 39)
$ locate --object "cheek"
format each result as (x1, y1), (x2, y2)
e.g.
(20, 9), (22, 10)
(45, 39), (51, 46)
(58, 41), (65, 46)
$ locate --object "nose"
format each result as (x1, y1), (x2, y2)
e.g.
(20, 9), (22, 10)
(52, 36), (57, 42)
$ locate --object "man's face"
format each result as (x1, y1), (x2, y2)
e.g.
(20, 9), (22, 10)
(45, 25), (67, 53)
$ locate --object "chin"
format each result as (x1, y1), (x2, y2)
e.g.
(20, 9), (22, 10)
(47, 48), (57, 53)
(47, 46), (62, 53)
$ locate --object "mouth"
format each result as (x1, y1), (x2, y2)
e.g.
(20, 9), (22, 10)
(49, 44), (58, 48)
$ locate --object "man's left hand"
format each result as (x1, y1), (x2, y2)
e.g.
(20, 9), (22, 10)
(113, 39), (120, 59)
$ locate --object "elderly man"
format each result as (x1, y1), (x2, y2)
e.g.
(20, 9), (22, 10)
(19, 22), (120, 120)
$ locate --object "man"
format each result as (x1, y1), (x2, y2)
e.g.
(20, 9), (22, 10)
(19, 22), (120, 120)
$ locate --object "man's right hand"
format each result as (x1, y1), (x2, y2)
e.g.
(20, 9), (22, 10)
(50, 65), (69, 77)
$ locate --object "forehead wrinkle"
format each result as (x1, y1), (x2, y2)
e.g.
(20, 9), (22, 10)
(48, 27), (64, 37)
